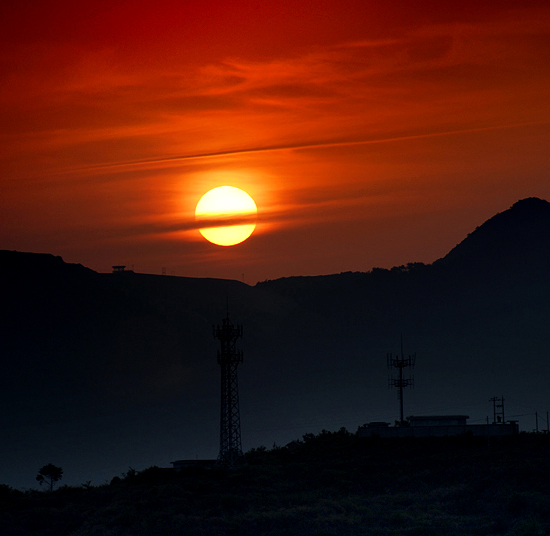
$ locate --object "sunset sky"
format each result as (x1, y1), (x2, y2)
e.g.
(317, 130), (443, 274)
(2, 1), (549, 283)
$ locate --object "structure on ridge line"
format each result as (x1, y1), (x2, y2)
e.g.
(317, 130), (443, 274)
(214, 313), (245, 466)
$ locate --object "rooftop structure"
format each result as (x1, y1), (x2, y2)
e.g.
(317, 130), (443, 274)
(358, 415), (519, 438)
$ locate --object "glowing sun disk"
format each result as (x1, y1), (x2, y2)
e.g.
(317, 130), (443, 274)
(195, 186), (257, 246)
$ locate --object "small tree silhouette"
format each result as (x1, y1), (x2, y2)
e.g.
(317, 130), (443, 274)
(36, 463), (63, 491)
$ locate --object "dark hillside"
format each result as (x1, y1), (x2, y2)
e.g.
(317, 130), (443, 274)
(255, 198), (550, 410)
(2, 432), (550, 536)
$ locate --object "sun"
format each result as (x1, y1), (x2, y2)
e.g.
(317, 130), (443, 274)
(195, 186), (257, 246)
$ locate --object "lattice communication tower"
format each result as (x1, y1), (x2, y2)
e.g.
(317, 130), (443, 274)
(387, 337), (416, 425)
(213, 313), (245, 466)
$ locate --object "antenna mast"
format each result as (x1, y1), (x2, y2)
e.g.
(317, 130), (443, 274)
(387, 336), (416, 426)
(213, 312), (245, 467)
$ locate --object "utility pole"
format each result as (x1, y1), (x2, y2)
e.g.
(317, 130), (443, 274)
(387, 336), (416, 426)
(213, 312), (245, 467)
(489, 396), (505, 424)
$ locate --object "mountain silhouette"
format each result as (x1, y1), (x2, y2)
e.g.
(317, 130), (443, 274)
(436, 197), (550, 276)
(1, 197), (550, 489)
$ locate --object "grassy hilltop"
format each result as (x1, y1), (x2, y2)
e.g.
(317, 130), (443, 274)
(2, 430), (550, 536)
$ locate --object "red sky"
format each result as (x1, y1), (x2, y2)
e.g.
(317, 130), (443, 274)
(2, 1), (549, 282)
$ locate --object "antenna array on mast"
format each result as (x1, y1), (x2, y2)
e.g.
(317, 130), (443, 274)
(387, 336), (416, 426)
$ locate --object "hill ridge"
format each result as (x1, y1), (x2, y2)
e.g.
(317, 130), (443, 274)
(2, 197), (550, 490)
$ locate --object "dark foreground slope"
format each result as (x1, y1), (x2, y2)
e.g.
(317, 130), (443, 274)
(1, 198), (550, 490)
(2, 432), (550, 536)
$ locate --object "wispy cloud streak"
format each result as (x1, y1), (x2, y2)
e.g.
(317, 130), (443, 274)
(75, 120), (548, 173)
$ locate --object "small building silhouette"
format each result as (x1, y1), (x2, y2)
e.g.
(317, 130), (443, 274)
(409, 415), (468, 427)
(112, 265), (134, 274)
(171, 459), (216, 471)
(358, 415), (518, 438)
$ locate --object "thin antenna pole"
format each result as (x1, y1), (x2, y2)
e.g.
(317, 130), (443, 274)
(399, 334), (404, 423)
(489, 396), (505, 424)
